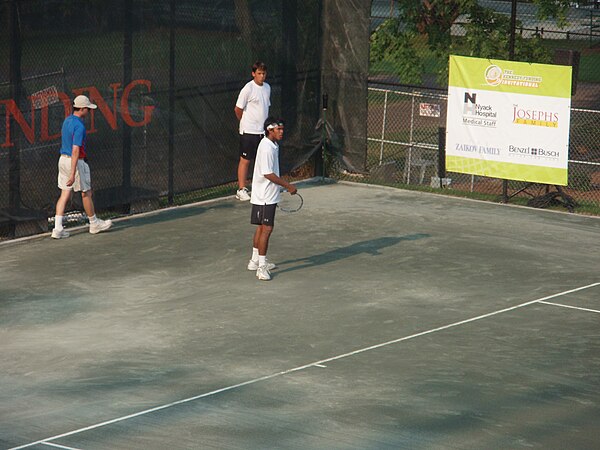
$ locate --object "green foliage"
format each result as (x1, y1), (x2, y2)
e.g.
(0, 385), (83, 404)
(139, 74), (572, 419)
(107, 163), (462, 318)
(465, 4), (552, 63)
(370, 18), (424, 84)
(532, 0), (571, 27)
(513, 34), (552, 64)
(464, 4), (512, 59)
(371, 0), (561, 86)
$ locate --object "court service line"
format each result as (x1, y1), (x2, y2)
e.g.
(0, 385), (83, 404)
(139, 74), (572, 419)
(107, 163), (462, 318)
(539, 300), (600, 314)
(10, 281), (599, 450)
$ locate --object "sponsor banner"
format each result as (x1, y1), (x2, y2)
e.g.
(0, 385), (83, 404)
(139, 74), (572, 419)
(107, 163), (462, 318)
(446, 55), (571, 186)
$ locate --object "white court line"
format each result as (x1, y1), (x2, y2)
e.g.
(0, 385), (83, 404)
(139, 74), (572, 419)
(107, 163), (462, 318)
(540, 301), (600, 314)
(40, 442), (83, 450)
(9, 281), (600, 450)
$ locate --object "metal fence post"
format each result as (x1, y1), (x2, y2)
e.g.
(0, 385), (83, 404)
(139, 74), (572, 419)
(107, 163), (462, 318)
(122, 0), (133, 210)
(168, 0), (176, 205)
(437, 127), (446, 188)
(8, 0), (23, 224)
(406, 94), (415, 184)
(503, 0), (518, 203)
(379, 90), (388, 165)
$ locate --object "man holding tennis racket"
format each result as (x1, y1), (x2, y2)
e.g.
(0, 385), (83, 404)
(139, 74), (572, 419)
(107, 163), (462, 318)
(248, 117), (297, 281)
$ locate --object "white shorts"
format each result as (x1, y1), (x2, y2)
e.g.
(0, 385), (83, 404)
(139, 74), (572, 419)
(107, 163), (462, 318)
(57, 155), (92, 192)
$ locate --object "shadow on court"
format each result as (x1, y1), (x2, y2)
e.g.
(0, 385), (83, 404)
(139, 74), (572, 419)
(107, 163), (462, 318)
(276, 234), (431, 275)
(111, 202), (236, 230)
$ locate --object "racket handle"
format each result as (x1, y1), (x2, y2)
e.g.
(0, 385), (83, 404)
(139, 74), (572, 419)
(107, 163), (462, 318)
(322, 93), (328, 110)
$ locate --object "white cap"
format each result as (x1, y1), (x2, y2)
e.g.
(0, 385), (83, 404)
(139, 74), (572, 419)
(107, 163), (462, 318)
(73, 95), (97, 109)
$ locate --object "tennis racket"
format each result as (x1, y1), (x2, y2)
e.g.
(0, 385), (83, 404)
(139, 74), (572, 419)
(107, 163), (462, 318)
(277, 191), (303, 213)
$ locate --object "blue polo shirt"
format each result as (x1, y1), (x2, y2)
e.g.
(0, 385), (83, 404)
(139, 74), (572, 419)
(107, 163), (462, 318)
(60, 115), (87, 158)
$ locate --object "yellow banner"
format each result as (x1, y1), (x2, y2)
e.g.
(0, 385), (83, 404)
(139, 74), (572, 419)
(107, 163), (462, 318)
(448, 55), (572, 98)
(446, 155), (568, 186)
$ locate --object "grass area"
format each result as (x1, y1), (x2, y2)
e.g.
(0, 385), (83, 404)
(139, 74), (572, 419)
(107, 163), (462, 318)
(574, 199), (600, 216)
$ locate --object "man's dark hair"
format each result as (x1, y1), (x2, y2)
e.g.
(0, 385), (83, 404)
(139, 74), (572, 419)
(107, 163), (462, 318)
(264, 116), (284, 134)
(252, 61), (267, 73)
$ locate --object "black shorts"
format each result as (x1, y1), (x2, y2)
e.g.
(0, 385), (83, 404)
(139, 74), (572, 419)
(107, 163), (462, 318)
(239, 133), (263, 160)
(251, 203), (277, 226)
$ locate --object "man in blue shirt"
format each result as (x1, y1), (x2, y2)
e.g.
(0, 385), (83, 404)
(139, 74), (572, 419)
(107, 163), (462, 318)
(52, 95), (112, 238)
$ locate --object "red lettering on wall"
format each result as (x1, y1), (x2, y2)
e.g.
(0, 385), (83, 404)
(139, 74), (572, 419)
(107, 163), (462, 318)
(0, 79), (154, 147)
(73, 84), (121, 132)
(121, 79), (155, 127)
(1, 99), (35, 147)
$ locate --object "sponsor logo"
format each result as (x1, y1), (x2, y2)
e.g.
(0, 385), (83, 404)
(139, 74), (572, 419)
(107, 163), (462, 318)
(485, 64), (542, 88)
(461, 92), (497, 128)
(485, 65), (503, 86)
(455, 143), (500, 156)
(508, 145), (560, 159)
(513, 105), (559, 128)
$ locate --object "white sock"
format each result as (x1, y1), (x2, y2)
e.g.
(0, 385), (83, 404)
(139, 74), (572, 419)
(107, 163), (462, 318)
(54, 215), (63, 230)
(89, 215), (98, 224)
(258, 255), (266, 267)
(252, 248), (259, 261)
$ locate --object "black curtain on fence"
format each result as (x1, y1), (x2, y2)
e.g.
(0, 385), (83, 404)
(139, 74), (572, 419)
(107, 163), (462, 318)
(0, 0), (369, 234)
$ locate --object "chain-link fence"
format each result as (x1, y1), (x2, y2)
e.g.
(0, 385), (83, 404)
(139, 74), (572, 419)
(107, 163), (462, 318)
(326, 1), (600, 214)
(333, 84), (600, 213)
(2, 0), (316, 238)
(0, 0), (375, 240)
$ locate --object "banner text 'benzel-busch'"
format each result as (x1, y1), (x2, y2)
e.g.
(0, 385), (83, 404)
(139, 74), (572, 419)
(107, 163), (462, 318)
(1, 79), (155, 147)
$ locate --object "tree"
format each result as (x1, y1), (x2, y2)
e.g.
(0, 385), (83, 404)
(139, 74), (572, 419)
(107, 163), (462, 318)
(371, 0), (572, 85)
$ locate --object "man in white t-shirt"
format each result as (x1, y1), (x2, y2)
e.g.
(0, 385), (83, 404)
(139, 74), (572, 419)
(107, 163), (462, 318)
(234, 61), (271, 201)
(248, 117), (298, 281)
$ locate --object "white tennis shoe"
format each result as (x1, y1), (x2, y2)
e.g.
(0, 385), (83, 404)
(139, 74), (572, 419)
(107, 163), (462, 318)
(247, 259), (276, 271)
(256, 265), (271, 281)
(236, 187), (251, 201)
(51, 229), (70, 239)
(89, 218), (112, 234)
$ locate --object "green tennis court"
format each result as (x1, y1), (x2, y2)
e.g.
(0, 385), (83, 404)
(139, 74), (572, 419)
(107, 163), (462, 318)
(1, 181), (599, 449)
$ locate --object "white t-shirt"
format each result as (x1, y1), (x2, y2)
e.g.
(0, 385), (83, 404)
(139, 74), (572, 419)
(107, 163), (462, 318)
(236, 80), (271, 135)
(251, 137), (281, 205)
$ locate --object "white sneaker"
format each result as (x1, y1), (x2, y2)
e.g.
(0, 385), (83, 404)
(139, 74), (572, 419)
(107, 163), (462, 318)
(236, 187), (251, 201)
(256, 265), (271, 281)
(51, 229), (70, 239)
(89, 218), (112, 234)
(247, 259), (277, 271)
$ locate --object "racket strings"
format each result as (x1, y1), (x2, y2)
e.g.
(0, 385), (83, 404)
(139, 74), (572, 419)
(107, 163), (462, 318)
(278, 192), (303, 212)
